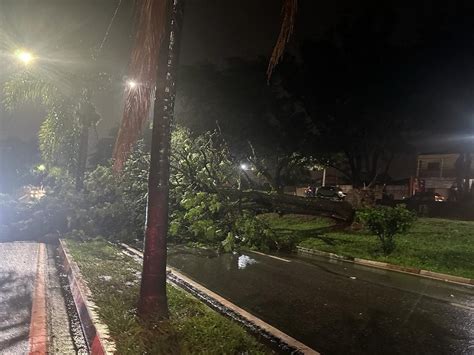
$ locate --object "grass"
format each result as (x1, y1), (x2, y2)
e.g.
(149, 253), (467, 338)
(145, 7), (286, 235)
(255, 214), (334, 252)
(66, 239), (268, 354)
(263, 214), (474, 279)
(259, 213), (333, 231)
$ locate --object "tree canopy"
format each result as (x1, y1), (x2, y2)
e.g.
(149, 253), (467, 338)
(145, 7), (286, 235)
(176, 58), (315, 191)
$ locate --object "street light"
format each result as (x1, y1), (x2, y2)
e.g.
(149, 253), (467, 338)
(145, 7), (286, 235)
(127, 80), (138, 89)
(15, 49), (34, 66)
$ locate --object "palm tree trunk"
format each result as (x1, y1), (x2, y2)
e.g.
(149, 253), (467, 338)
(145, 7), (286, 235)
(75, 123), (89, 191)
(138, 0), (184, 320)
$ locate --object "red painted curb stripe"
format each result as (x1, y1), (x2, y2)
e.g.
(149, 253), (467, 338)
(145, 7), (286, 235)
(91, 335), (105, 355)
(28, 243), (48, 354)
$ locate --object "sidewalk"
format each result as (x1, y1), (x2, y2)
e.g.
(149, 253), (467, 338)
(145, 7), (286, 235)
(0, 242), (83, 354)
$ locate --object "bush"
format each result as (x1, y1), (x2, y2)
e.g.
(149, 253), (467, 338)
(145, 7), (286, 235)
(357, 205), (416, 254)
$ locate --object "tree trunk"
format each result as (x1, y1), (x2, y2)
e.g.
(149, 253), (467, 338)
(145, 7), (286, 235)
(273, 167), (284, 194)
(138, 0), (184, 320)
(220, 189), (355, 222)
(75, 123), (89, 191)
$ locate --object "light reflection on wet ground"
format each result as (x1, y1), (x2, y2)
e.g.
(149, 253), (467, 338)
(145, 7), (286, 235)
(168, 246), (474, 354)
(238, 254), (257, 269)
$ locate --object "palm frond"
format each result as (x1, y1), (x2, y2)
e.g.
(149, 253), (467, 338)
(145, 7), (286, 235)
(2, 72), (63, 111)
(38, 108), (79, 169)
(112, 0), (168, 172)
(267, 0), (298, 79)
(3, 71), (79, 169)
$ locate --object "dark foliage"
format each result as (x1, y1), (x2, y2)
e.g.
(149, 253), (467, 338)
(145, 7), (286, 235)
(176, 58), (314, 192)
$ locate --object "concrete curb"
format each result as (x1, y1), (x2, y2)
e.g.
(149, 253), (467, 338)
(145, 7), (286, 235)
(120, 243), (319, 355)
(58, 240), (116, 354)
(297, 246), (474, 287)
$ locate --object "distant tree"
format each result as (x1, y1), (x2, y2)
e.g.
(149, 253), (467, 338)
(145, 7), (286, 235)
(277, 12), (417, 187)
(176, 58), (314, 192)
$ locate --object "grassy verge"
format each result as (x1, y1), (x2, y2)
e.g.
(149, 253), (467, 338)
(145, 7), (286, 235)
(260, 213), (333, 231)
(66, 239), (268, 354)
(263, 214), (474, 279)
(253, 214), (334, 252)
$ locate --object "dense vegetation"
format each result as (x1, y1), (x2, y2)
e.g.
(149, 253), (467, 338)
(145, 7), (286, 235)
(1, 127), (305, 251)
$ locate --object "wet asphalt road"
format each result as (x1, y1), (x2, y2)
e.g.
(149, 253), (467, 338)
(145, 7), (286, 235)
(0, 242), (38, 354)
(168, 247), (474, 355)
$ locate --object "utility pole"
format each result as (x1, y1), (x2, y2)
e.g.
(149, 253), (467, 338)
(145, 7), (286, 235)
(138, 0), (185, 319)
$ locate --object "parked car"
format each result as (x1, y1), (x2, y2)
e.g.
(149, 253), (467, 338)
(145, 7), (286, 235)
(316, 186), (346, 201)
(404, 191), (446, 202)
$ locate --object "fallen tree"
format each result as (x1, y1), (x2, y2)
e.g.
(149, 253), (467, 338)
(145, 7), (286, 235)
(28, 127), (353, 250)
(169, 128), (354, 222)
(222, 189), (354, 222)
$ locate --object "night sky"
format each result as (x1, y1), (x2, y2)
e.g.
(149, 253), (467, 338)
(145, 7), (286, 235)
(0, 0), (284, 139)
(2, 0), (474, 156)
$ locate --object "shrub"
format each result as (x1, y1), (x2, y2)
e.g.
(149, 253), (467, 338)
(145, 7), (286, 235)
(357, 205), (416, 254)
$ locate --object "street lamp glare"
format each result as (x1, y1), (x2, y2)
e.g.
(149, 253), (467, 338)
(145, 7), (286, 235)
(15, 50), (34, 65)
(127, 80), (138, 89)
